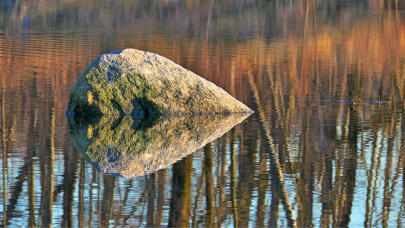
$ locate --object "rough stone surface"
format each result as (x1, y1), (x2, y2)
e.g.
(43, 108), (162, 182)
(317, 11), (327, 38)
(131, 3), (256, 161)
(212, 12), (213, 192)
(68, 114), (250, 178)
(67, 48), (252, 118)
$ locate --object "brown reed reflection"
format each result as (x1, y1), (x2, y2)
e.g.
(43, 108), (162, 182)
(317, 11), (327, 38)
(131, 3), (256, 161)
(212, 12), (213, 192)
(1, 0), (405, 227)
(1, 87), (8, 226)
(168, 155), (192, 227)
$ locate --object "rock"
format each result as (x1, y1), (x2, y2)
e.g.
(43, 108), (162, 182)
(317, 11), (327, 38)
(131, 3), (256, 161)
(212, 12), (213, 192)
(66, 49), (254, 177)
(68, 113), (250, 178)
(67, 49), (252, 120)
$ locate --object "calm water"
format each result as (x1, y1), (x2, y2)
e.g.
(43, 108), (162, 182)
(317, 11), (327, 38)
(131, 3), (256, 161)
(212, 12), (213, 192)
(1, 0), (405, 227)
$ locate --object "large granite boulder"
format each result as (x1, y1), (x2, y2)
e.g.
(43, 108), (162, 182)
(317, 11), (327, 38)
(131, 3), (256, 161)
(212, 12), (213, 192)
(67, 48), (253, 177)
(67, 48), (252, 120)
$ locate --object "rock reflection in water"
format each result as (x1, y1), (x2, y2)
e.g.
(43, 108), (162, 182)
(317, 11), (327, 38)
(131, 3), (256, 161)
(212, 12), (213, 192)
(68, 113), (250, 178)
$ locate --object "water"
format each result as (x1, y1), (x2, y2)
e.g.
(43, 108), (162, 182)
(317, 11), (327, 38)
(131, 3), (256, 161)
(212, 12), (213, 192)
(1, 0), (405, 227)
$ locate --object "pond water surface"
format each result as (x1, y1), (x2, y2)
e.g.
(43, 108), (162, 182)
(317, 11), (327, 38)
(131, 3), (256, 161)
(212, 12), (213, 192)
(1, 0), (405, 227)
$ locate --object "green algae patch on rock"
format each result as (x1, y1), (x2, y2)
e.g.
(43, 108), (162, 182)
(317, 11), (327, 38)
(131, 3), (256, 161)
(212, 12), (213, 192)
(67, 48), (252, 119)
(68, 113), (250, 178)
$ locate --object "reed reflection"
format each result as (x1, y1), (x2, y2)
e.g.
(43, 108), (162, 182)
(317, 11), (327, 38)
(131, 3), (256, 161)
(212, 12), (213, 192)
(0, 0), (405, 227)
